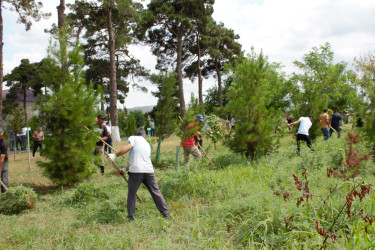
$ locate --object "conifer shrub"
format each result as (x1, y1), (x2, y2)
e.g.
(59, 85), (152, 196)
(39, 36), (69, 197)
(0, 186), (37, 215)
(124, 113), (136, 137)
(225, 50), (284, 159)
(37, 38), (100, 185)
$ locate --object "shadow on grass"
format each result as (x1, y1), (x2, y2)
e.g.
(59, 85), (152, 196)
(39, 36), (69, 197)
(20, 182), (69, 196)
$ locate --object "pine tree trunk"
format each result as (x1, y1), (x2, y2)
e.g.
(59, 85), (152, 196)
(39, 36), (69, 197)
(176, 25), (186, 117)
(215, 58), (223, 107)
(107, 1), (120, 142)
(57, 0), (67, 84)
(196, 32), (203, 106)
(23, 88), (27, 121)
(0, 2), (3, 126)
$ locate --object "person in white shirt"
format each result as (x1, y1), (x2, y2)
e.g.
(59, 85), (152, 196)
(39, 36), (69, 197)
(287, 114), (313, 154)
(108, 128), (170, 220)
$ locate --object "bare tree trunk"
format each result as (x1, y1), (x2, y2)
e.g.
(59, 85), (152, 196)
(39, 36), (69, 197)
(57, 0), (67, 85)
(176, 25), (186, 117)
(23, 88), (27, 121)
(0, 2), (3, 126)
(196, 32), (203, 106)
(57, 0), (65, 29)
(215, 58), (223, 107)
(107, 1), (118, 134)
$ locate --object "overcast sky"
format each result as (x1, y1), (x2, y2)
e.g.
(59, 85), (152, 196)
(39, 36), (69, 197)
(3, 0), (375, 108)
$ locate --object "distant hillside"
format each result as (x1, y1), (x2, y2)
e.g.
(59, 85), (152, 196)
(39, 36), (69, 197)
(127, 105), (154, 113)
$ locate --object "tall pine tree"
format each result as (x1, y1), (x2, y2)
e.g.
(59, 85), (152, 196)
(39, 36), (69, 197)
(37, 36), (100, 185)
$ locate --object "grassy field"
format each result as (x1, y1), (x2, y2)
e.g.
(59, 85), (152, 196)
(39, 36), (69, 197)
(1, 124), (374, 249)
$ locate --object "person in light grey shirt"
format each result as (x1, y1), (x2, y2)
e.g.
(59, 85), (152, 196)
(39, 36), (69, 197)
(108, 128), (170, 220)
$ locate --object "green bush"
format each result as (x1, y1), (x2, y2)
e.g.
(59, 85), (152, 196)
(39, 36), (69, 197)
(0, 186), (37, 215)
(66, 182), (110, 206)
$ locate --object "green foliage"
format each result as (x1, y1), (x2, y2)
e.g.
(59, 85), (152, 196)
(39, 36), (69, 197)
(152, 72), (179, 140)
(2, 0), (50, 31)
(130, 110), (145, 128)
(37, 36), (100, 185)
(225, 49), (283, 159)
(6, 106), (26, 135)
(0, 186), (37, 215)
(177, 109), (204, 143)
(354, 53), (375, 143)
(290, 43), (357, 139)
(204, 114), (230, 149)
(145, 117), (150, 129)
(124, 113), (136, 137)
(204, 76), (232, 114)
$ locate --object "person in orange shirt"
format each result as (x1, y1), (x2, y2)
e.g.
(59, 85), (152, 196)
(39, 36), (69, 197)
(181, 115), (203, 166)
(319, 109), (330, 141)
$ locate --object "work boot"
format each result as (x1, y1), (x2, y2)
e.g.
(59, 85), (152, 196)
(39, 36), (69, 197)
(100, 166), (104, 175)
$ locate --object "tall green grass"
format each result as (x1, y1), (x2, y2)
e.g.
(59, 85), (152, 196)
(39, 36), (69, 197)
(0, 131), (374, 249)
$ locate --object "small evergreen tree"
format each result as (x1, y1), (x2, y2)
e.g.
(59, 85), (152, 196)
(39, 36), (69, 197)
(6, 106), (26, 137)
(152, 72), (179, 162)
(130, 110), (145, 128)
(37, 35), (100, 185)
(124, 113), (136, 137)
(225, 50), (283, 159)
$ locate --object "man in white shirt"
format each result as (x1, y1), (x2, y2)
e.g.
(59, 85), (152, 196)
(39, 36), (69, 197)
(108, 128), (170, 220)
(287, 114), (313, 155)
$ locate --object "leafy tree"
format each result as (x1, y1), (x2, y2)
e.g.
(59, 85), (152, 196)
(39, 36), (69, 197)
(225, 50), (283, 159)
(151, 72), (179, 162)
(6, 106), (26, 136)
(4, 59), (41, 120)
(354, 52), (375, 143)
(142, 0), (197, 117)
(37, 35), (100, 185)
(130, 110), (145, 128)
(205, 114), (230, 150)
(67, 0), (144, 141)
(204, 20), (242, 107)
(124, 113), (136, 137)
(204, 76), (233, 115)
(0, 0), (50, 125)
(290, 43), (353, 139)
(183, 0), (214, 105)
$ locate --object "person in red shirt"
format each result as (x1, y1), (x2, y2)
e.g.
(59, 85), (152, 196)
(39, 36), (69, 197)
(181, 114), (203, 166)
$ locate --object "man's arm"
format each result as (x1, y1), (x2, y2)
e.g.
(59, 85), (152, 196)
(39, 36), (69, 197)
(115, 143), (133, 157)
(287, 120), (301, 127)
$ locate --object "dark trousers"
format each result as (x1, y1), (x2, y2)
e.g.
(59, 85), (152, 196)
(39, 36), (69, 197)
(9, 138), (14, 151)
(151, 128), (155, 137)
(16, 136), (22, 150)
(1, 162), (9, 193)
(33, 141), (42, 156)
(330, 126), (341, 138)
(321, 128), (329, 141)
(296, 134), (312, 154)
(127, 172), (169, 218)
(104, 138), (112, 153)
(21, 135), (26, 150)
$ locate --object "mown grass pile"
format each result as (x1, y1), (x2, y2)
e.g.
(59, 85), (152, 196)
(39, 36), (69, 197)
(0, 128), (374, 248)
(0, 186), (37, 215)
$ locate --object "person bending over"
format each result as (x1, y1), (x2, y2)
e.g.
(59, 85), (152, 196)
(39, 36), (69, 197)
(108, 128), (170, 220)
